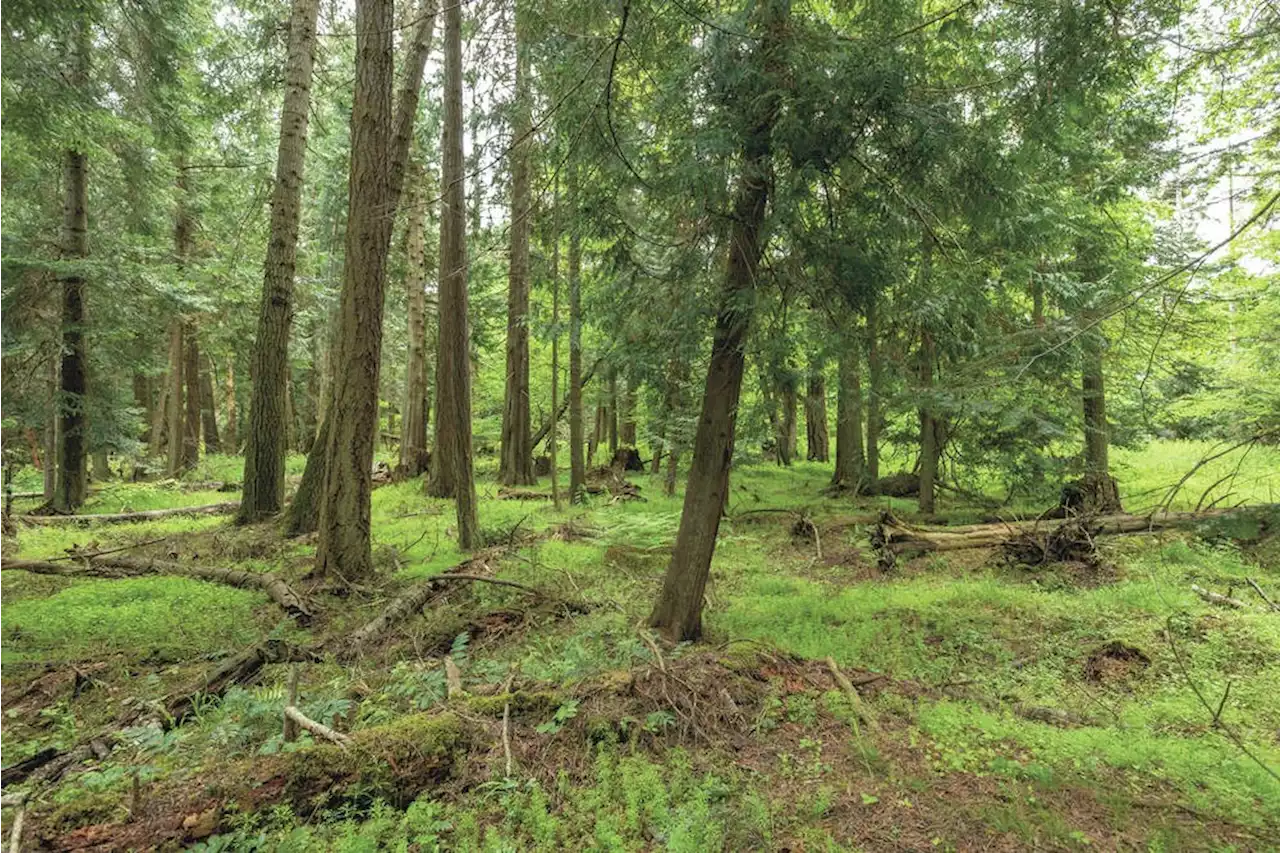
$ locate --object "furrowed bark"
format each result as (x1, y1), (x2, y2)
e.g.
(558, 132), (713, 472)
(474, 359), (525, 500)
(315, 0), (397, 581)
(239, 0), (321, 523)
(54, 17), (91, 513)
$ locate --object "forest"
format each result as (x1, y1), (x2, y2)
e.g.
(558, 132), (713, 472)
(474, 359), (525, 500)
(1, 0), (1278, 848)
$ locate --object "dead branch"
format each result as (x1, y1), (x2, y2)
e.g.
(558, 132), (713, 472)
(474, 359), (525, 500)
(1246, 578), (1278, 612)
(18, 501), (239, 525)
(1191, 584), (1248, 609)
(284, 706), (352, 747)
(825, 657), (878, 732)
(3, 556), (312, 624)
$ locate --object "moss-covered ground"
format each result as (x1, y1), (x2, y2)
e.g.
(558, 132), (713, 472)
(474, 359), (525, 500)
(2, 441), (1278, 851)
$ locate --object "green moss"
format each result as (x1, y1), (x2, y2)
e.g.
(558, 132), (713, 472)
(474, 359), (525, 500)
(460, 690), (561, 718)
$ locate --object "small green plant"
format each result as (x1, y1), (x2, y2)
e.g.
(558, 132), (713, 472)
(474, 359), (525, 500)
(535, 699), (580, 734)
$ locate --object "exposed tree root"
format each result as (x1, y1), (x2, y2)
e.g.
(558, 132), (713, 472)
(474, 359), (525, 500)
(4, 555), (312, 624)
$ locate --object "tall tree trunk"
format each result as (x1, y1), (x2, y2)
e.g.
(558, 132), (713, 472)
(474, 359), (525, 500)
(315, 0), (397, 581)
(149, 374), (168, 460)
(200, 357), (221, 453)
(297, 0), (435, 543)
(607, 372), (619, 454)
(399, 162), (431, 478)
(182, 321), (202, 471)
(804, 363), (828, 462)
(239, 0), (321, 522)
(165, 320), (185, 477)
(917, 327), (938, 515)
(831, 345), (864, 490)
(1079, 309), (1121, 511)
(43, 357), (58, 501)
(778, 371), (797, 466)
(648, 0), (787, 643)
(134, 374), (153, 444)
(426, 0), (479, 548)
(498, 0), (535, 485)
(660, 356), (687, 497)
(224, 361), (238, 453)
(568, 177), (586, 504)
(549, 201), (562, 509)
(54, 18), (91, 512)
(620, 381), (637, 447)
(865, 293), (882, 484)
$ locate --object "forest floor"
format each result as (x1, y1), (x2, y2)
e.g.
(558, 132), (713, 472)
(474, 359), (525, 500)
(2, 440), (1279, 852)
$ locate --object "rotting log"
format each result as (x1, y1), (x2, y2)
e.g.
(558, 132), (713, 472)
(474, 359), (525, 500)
(284, 706), (352, 746)
(18, 501), (239, 525)
(164, 638), (321, 727)
(871, 506), (1271, 569)
(3, 555), (312, 624)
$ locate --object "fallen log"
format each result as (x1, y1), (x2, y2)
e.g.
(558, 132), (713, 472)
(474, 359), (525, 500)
(1191, 584), (1248, 610)
(18, 501), (239, 525)
(871, 506), (1269, 569)
(3, 555), (312, 624)
(164, 638), (320, 727)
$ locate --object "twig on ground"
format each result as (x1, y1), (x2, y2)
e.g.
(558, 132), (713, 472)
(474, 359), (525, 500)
(283, 706), (352, 747)
(49, 537), (169, 562)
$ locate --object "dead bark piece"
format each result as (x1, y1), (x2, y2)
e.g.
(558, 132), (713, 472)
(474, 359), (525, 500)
(444, 656), (465, 699)
(4, 555), (312, 624)
(0, 747), (60, 787)
(284, 706), (352, 747)
(19, 501), (239, 525)
(8, 800), (25, 853)
(1191, 584), (1248, 609)
(496, 488), (552, 501)
(1015, 704), (1083, 727)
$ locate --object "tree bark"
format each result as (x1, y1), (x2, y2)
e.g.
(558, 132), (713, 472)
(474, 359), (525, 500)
(54, 18), (91, 512)
(426, 0), (479, 548)
(549, 201), (562, 509)
(778, 371), (797, 466)
(182, 320), (202, 471)
(648, 0), (787, 643)
(315, 0), (397, 581)
(607, 372), (619, 454)
(239, 0), (321, 522)
(568, 174), (586, 504)
(200, 357), (221, 454)
(289, 0), (435, 538)
(865, 294), (882, 484)
(832, 344), (864, 490)
(917, 327), (939, 515)
(620, 380), (637, 447)
(224, 360), (237, 453)
(804, 363), (828, 462)
(1079, 308), (1121, 512)
(498, 0), (535, 486)
(165, 320), (185, 477)
(399, 162), (432, 478)
(44, 360), (58, 501)
(149, 376), (168, 460)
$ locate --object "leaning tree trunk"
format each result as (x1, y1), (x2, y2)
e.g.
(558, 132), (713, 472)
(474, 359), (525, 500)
(182, 321), (202, 471)
(865, 293), (882, 484)
(649, 0), (786, 643)
(498, 0), (535, 486)
(568, 176), (586, 504)
(54, 17), (91, 512)
(200, 358), (221, 453)
(165, 320), (185, 477)
(239, 0), (321, 522)
(399, 161), (432, 479)
(426, 0), (479, 549)
(315, 0), (396, 582)
(804, 363), (828, 462)
(832, 343), (864, 491)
